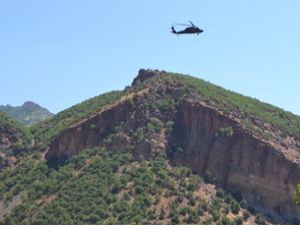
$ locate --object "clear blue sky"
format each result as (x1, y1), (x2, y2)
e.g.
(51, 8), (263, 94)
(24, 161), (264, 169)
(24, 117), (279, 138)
(1, 1), (300, 115)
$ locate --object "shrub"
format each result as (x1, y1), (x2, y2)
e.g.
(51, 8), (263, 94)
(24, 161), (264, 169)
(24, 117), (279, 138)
(216, 126), (234, 137)
(255, 214), (267, 225)
(240, 199), (248, 209)
(230, 201), (240, 215)
(243, 211), (250, 221)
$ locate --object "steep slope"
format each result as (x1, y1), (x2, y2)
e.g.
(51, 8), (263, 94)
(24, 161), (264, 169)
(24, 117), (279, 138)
(0, 101), (53, 126)
(1, 147), (270, 225)
(0, 112), (32, 169)
(45, 69), (300, 224)
(30, 91), (124, 145)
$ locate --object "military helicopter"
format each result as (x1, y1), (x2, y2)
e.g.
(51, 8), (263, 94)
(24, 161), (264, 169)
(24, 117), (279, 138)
(171, 21), (203, 35)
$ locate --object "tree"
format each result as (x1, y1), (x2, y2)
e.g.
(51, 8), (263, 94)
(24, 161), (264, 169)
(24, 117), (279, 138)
(255, 214), (267, 225)
(294, 184), (300, 205)
(230, 201), (240, 215)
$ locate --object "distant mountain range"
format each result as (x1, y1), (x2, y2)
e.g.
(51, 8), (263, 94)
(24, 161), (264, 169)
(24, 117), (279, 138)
(0, 101), (53, 126)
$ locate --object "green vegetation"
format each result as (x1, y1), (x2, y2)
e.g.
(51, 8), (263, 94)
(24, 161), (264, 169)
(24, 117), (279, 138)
(143, 72), (300, 137)
(0, 101), (52, 126)
(30, 91), (124, 144)
(30, 70), (300, 148)
(0, 154), (46, 202)
(146, 119), (164, 135)
(294, 184), (300, 205)
(255, 214), (267, 225)
(0, 70), (289, 225)
(216, 126), (234, 138)
(0, 148), (260, 225)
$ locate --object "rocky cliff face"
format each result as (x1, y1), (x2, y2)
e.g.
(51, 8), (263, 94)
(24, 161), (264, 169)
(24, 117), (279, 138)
(0, 125), (23, 169)
(46, 87), (173, 164)
(46, 70), (300, 223)
(0, 126), (19, 150)
(170, 99), (300, 222)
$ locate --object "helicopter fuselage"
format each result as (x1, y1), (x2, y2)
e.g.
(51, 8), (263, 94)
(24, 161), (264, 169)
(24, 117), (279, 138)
(171, 26), (203, 35)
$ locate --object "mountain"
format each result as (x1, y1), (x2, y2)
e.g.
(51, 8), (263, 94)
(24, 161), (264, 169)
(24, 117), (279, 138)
(0, 101), (53, 126)
(1, 69), (300, 225)
(1, 146), (267, 225)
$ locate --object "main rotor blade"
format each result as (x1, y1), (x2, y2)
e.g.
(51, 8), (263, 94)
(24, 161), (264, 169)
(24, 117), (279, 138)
(189, 21), (195, 27)
(174, 23), (190, 27)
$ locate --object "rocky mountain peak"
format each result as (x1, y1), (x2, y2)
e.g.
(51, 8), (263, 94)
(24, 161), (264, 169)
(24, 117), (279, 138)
(131, 69), (161, 86)
(0, 101), (53, 126)
(22, 101), (41, 110)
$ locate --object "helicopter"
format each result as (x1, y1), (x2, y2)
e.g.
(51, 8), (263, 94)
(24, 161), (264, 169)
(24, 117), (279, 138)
(171, 21), (203, 35)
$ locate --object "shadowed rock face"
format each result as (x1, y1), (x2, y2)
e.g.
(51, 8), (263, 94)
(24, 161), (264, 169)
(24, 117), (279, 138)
(47, 99), (132, 162)
(169, 100), (300, 222)
(0, 125), (23, 169)
(46, 86), (172, 163)
(46, 70), (300, 223)
(131, 69), (160, 86)
(0, 126), (18, 149)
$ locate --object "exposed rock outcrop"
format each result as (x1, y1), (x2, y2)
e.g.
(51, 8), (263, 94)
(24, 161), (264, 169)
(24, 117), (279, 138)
(46, 71), (300, 223)
(0, 126), (20, 149)
(46, 86), (172, 163)
(47, 95), (134, 163)
(131, 69), (160, 86)
(169, 99), (300, 222)
(0, 125), (24, 169)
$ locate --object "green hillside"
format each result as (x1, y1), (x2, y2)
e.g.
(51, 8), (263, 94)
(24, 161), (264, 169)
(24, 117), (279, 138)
(30, 91), (124, 145)
(1, 70), (293, 225)
(0, 148), (267, 225)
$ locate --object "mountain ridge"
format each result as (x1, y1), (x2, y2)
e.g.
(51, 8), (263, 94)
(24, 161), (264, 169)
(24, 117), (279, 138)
(45, 69), (300, 223)
(0, 101), (53, 126)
